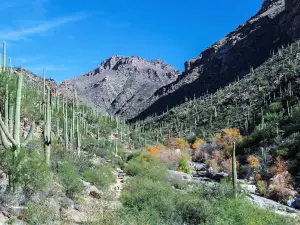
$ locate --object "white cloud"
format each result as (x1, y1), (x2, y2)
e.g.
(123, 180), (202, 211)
(29, 65), (67, 72)
(0, 13), (88, 41)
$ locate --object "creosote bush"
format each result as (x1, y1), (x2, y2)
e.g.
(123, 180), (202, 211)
(82, 166), (116, 190)
(125, 152), (168, 181)
(57, 162), (84, 198)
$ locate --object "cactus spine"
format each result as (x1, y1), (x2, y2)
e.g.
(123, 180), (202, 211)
(44, 87), (52, 165)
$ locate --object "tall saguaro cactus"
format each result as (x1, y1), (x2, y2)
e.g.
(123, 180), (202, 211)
(0, 71), (35, 152)
(44, 87), (52, 165)
(0, 71), (35, 191)
(2, 41), (6, 71)
(232, 141), (238, 191)
(64, 101), (69, 152)
(76, 114), (81, 157)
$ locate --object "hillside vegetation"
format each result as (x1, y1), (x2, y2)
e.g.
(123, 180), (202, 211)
(134, 40), (300, 203)
(0, 41), (298, 224)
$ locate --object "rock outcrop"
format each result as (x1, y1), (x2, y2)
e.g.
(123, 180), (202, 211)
(132, 0), (300, 121)
(58, 56), (181, 119)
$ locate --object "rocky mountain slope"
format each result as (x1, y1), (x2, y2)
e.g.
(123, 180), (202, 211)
(13, 67), (57, 89)
(57, 56), (181, 118)
(131, 0), (300, 121)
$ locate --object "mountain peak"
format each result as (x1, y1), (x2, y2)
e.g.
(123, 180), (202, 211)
(99, 56), (147, 71)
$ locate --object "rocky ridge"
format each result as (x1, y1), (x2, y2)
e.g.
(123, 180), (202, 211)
(57, 56), (181, 119)
(132, 0), (300, 121)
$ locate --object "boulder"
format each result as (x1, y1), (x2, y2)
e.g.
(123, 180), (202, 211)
(86, 185), (102, 199)
(167, 170), (192, 181)
(0, 170), (8, 194)
(240, 184), (257, 193)
(63, 207), (87, 224)
(188, 162), (206, 170)
(212, 172), (229, 182)
(294, 197), (300, 209)
(0, 212), (9, 224)
(175, 149), (181, 153)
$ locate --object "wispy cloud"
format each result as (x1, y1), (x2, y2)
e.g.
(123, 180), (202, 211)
(0, 13), (88, 41)
(14, 56), (41, 64)
(29, 65), (68, 72)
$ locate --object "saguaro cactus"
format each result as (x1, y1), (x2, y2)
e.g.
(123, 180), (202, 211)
(232, 141), (238, 191)
(44, 87), (52, 165)
(56, 96), (60, 138)
(64, 102), (69, 152)
(76, 114), (81, 157)
(0, 71), (35, 152)
(0, 71), (35, 191)
(2, 41), (6, 71)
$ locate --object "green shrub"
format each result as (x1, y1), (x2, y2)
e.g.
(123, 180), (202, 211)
(82, 166), (116, 190)
(125, 152), (167, 181)
(257, 180), (268, 197)
(121, 177), (180, 221)
(22, 199), (59, 225)
(0, 149), (51, 198)
(205, 197), (295, 225)
(17, 151), (52, 198)
(178, 158), (191, 174)
(57, 162), (84, 198)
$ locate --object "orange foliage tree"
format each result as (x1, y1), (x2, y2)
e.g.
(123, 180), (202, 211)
(147, 144), (166, 156)
(217, 128), (243, 146)
(247, 155), (261, 169)
(272, 156), (288, 174)
(175, 138), (189, 149)
(191, 138), (205, 150)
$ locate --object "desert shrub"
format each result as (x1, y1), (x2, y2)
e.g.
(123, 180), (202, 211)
(82, 166), (116, 190)
(22, 199), (59, 225)
(0, 149), (51, 198)
(178, 158), (191, 174)
(221, 158), (240, 175)
(178, 196), (213, 224)
(147, 145), (160, 156)
(125, 152), (167, 181)
(57, 162), (84, 198)
(257, 180), (268, 197)
(120, 178), (180, 221)
(268, 171), (297, 203)
(205, 197), (295, 225)
(158, 149), (182, 170)
(175, 138), (189, 149)
(17, 151), (52, 198)
(191, 137), (206, 150)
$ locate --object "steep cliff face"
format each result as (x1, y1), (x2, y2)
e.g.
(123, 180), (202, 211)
(58, 56), (181, 118)
(132, 0), (300, 121)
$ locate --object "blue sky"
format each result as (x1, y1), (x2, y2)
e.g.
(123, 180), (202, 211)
(0, 0), (263, 83)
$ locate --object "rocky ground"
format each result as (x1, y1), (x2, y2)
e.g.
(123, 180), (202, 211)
(167, 161), (300, 218)
(0, 162), (127, 225)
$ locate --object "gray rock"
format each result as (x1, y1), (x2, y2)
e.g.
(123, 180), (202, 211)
(240, 184), (257, 193)
(58, 56), (181, 119)
(213, 172), (229, 181)
(294, 197), (300, 209)
(0, 212), (9, 224)
(167, 170), (192, 181)
(0, 170), (8, 194)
